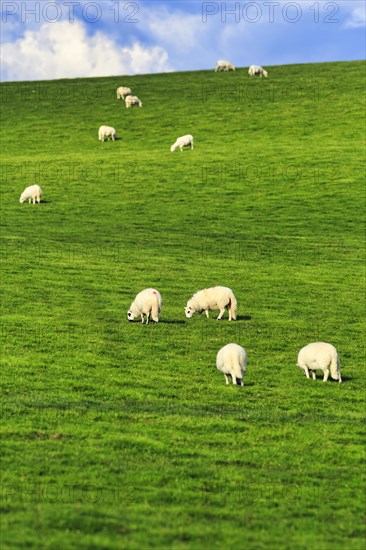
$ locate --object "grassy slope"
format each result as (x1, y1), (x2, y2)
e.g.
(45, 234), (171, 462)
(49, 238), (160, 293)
(1, 61), (365, 549)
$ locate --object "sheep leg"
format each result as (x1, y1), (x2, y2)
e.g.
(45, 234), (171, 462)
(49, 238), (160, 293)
(323, 369), (330, 382)
(312, 371), (316, 380)
(231, 373), (236, 385)
(217, 309), (225, 320)
(141, 314), (144, 324)
(205, 310), (209, 319)
(224, 374), (230, 385)
(145, 312), (150, 325)
(303, 366), (310, 379)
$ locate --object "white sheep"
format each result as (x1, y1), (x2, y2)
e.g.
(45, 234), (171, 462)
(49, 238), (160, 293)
(170, 134), (194, 152)
(125, 95), (142, 108)
(116, 86), (132, 100)
(216, 343), (247, 386)
(215, 60), (236, 72)
(297, 342), (342, 383)
(98, 125), (117, 142)
(248, 65), (268, 77)
(19, 184), (42, 204)
(185, 286), (237, 321)
(128, 288), (162, 324)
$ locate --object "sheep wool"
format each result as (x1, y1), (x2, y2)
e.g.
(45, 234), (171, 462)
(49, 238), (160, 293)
(216, 343), (247, 386)
(297, 342), (342, 383)
(98, 125), (117, 142)
(170, 135), (194, 152)
(128, 289), (162, 324)
(185, 286), (237, 321)
(19, 184), (42, 204)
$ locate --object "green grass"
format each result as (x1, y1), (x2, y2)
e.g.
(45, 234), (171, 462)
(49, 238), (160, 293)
(1, 60), (365, 550)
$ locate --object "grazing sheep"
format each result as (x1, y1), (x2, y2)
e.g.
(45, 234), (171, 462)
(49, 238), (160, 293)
(216, 343), (247, 386)
(185, 286), (237, 321)
(125, 95), (142, 108)
(116, 86), (132, 100)
(297, 342), (342, 383)
(248, 65), (268, 77)
(19, 184), (42, 204)
(170, 134), (194, 152)
(98, 125), (117, 142)
(128, 288), (162, 324)
(215, 60), (236, 72)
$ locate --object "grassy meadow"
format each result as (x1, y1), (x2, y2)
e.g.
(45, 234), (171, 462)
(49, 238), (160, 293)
(1, 60), (365, 549)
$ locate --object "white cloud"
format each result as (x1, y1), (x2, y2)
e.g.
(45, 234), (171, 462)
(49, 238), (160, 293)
(0, 20), (173, 81)
(344, 6), (366, 28)
(144, 8), (203, 51)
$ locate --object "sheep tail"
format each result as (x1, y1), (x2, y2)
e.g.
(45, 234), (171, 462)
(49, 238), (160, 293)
(229, 291), (237, 321)
(330, 352), (341, 382)
(151, 291), (161, 322)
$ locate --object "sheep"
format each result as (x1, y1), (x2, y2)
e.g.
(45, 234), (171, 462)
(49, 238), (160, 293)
(127, 288), (162, 324)
(184, 286), (237, 321)
(248, 65), (268, 78)
(216, 343), (247, 386)
(19, 184), (42, 204)
(116, 86), (132, 100)
(98, 125), (117, 142)
(215, 60), (236, 72)
(125, 95), (142, 108)
(170, 134), (194, 152)
(297, 342), (342, 383)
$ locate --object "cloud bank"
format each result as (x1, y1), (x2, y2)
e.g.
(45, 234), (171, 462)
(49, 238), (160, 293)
(0, 19), (172, 81)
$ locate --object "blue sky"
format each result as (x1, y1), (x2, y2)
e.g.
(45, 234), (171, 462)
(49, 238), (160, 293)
(1, 1), (365, 81)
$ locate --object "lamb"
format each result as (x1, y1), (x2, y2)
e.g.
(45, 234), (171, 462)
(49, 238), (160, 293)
(98, 125), (117, 142)
(248, 65), (268, 77)
(125, 95), (142, 108)
(215, 60), (236, 72)
(19, 184), (42, 204)
(170, 134), (194, 152)
(184, 286), (237, 321)
(116, 86), (132, 100)
(127, 288), (162, 324)
(216, 343), (247, 386)
(297, 342), (342, 383)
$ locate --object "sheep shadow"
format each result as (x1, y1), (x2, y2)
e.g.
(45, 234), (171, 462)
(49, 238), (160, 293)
(336, 374), (351, 383)
(236, 315), (252, 321)
(160, 320), (186, 325)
